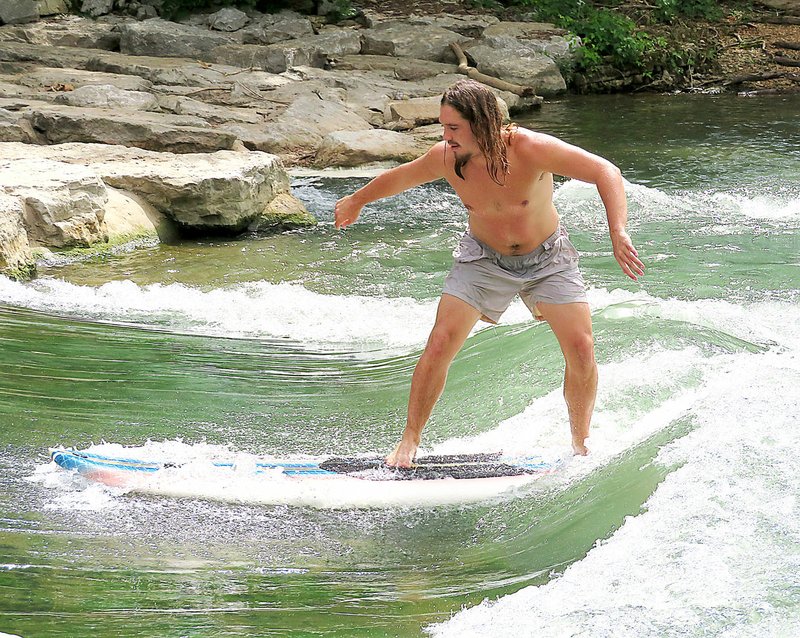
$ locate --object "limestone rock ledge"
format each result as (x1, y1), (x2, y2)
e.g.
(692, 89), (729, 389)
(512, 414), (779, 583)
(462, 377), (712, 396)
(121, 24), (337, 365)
(0, 142), (315, 279)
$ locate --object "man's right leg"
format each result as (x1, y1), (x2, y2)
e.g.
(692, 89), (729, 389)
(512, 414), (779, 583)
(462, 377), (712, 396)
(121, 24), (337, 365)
(386, 294), (482, 467)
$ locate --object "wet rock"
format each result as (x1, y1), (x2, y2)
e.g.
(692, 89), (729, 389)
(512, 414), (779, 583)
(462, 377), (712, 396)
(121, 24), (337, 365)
(0, 156), (107, 247)
(248, 192), (316, 232)
(0, 141), (315, 238)
(0, 192), (34, 279)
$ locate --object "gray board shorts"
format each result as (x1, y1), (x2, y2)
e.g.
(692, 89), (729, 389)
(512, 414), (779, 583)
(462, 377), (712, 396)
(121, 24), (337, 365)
(443, 225), (588, 323)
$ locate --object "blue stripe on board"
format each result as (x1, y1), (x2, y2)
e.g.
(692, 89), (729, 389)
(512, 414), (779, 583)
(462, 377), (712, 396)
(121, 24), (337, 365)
(50, 450), (338, 476)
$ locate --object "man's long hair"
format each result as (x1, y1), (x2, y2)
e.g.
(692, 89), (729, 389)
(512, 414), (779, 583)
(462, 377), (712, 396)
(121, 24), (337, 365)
(441, 79), (512, 186)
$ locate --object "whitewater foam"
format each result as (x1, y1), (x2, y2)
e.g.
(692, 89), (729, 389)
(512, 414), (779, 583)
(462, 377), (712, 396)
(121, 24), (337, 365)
(428, 310), (800, 637)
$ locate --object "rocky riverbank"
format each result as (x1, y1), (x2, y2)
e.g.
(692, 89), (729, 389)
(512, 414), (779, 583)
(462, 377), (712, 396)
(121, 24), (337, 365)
(1, 1), (798, 279)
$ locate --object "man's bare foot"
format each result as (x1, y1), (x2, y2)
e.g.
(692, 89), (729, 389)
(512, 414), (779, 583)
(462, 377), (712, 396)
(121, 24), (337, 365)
(386, 440), (417, 467)
(572, 441), (589, 456)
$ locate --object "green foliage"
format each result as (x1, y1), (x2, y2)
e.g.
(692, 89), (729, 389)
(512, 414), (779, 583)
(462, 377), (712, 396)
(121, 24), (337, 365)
(654, 0), (724, 22)
(505, 0), (658, 71)
(321, 0), (358, 22)
(500, 0), (727, 80)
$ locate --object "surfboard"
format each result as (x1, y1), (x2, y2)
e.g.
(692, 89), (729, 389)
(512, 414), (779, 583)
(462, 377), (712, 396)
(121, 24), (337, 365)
(49, 447), (563, 508)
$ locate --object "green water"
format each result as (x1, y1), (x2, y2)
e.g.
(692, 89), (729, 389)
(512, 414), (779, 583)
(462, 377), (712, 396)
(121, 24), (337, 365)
(1, 93), (798, 637)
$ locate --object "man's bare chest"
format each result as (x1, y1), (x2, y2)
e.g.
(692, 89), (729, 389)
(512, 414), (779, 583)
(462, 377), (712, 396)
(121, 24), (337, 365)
(447, 169), (551, 217)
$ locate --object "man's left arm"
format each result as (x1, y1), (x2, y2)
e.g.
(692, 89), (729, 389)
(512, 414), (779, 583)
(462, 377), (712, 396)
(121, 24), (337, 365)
(526, 133), (645, 281)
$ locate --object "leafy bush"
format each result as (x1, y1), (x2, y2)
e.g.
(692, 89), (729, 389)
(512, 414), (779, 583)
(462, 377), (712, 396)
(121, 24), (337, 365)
(654, 0), (724, 22)
(502, 0), (726, 76)
(505, 1), (657, 70)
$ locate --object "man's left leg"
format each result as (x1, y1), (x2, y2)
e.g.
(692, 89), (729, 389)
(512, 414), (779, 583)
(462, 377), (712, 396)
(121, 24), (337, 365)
(536, 302), (597, 455)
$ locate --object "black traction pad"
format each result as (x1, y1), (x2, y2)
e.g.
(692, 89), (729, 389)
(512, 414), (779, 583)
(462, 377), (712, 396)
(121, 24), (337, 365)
(319, 452), (535, 480)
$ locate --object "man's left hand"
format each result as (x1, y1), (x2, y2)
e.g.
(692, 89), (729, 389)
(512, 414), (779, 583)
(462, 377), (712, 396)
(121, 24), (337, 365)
(611, 229), (645, 281)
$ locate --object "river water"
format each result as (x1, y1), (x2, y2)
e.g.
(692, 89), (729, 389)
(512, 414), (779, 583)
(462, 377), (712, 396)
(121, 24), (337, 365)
(1, 94), (798, 637)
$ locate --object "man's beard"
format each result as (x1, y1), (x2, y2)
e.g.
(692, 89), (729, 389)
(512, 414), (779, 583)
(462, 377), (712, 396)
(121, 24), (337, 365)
(454, 152), (472, 180)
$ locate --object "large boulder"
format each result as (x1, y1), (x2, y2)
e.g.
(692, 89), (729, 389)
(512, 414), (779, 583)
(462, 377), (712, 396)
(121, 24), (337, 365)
(0, 192), (34, 279)
(17, 67), (154, 92)
(92, 148), (312, 232)
(211, 28), (361, 73)
(0, 16), (121, 50)
(37, 0), (70, 17)
(0, 40), (100, 68)
(0, 157), (107, 247)
(118, 19), (238, 59)
(314, 129), (427, 168)
(86, 53), (290, 90)
(80, 0), (113, 18)
(240, 11), (314, 45)
(0, 108), (34, 143)
(0, 142), (315, 236)
(462, 22), (576, 96)
(0, 1), (39, 25)
(360, 21), (470, 63)
(383, 95), (442, 127)
(229, 93), (372, 156)
(406, 13), (500, 38)
(332, 54), (456, 81)
(156, 95), (263, 124)
(207, 7), (249, 32)
(482, 22), (581, 63)
(24, 103), (239, 153)
(757, 1), (800, 13)
(464, 42), (566, 96)
(53, 84), (160, 111)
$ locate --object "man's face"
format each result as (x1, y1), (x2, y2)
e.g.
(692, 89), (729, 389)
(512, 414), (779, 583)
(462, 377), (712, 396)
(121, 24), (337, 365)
(439, 104), (476, 160)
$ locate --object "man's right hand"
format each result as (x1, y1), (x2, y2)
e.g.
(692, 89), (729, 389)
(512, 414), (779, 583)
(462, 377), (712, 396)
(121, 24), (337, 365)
(334, 195), (362, 229)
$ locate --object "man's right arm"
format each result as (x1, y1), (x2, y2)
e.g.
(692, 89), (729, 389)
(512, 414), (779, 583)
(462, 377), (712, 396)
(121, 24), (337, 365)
(334, 144), (446, 229)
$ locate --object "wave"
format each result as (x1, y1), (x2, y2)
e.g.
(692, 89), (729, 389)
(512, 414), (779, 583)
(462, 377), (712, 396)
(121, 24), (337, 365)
(554, 178), (800, 226)
(0, 276), (440, 352)
(3, 273), (796, 355)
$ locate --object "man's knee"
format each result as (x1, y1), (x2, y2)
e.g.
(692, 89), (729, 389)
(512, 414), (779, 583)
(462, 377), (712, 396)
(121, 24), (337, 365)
(424, 324), (466, 360)
(565, 332), (596, 370)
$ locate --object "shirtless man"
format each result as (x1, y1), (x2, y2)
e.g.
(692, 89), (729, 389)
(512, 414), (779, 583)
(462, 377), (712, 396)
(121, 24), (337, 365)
(334, 79), (644, 467)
